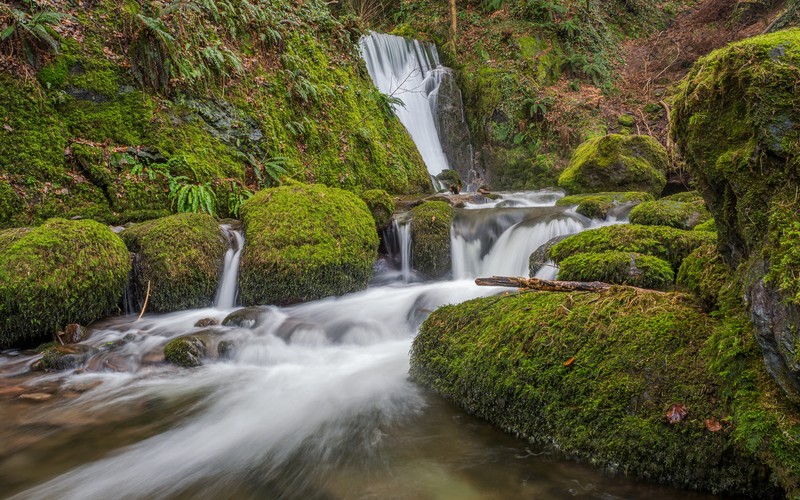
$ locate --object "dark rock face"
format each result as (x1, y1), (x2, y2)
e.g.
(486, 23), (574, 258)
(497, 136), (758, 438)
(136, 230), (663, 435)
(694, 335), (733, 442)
(433, 70), (484, 189)
(529, 235), (570, 276)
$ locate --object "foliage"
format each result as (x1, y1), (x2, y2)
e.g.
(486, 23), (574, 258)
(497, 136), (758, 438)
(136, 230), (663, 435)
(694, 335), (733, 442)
(239, 183), (378, 306)
(558, 251), (675, 289)
(0, 2), (71, 66)
(121, 213), (226, 312)
(676, 244), (728, 311)
(0, 219), (130, 348)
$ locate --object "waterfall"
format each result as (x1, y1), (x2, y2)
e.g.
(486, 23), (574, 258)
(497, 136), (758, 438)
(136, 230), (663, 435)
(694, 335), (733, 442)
(360, 33), (451, 177)
(214, 224), (244, 309)
(383, 218), (414, 282)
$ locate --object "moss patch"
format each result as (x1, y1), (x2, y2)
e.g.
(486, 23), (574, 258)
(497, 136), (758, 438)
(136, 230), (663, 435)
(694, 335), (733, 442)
(411, 289), (775, 495)
(556, 191), (653, 219)
(410, 201), (453, 278)
(558, 134), (669, 197)
(361, 189), (395, 229)
(629, 199), (712, 230)
(558, 251), (674, 289)
(121, 213), (226, 312)
(164, 336), (206, 368)
(677, 244), (728, 311)
(0, 219), (130, 348)
(549, 224), (715, 270)
(239, 183), (378, 306)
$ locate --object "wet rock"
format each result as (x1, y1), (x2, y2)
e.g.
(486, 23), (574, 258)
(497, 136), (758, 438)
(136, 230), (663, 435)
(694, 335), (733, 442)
(163, 336), (206, 368)
(18, 392), (53, 401)
(36, 344), (98, 372)
(58, 324), (87, 344)
(217, 340), (237, 359)
(410, 201), (452, 279)
(222, 306), (274, 329)
(195, 317), (220, 328)
(529, 235), (570, 276)
(275, 318), (325, 344)
(85, 352), (137, 373)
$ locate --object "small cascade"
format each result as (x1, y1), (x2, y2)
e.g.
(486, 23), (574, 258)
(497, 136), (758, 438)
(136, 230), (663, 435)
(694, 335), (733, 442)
(383, 218), (414, 282)
(360, 33), (451, 177)
(214, 224), (244, 309)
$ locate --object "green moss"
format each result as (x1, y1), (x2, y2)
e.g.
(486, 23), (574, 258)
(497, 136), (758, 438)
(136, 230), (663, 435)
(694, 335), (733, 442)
(164, 336), (206, 368)
(558, 251), (674, 289)
(121, 213), (226, 313)
(661, 191), (703, 203)
(411, 289), (775, 495)
(239, 183), (378, 306)
(558, 134), (669, 197)
(360, 189), (395, 229)
(556, 191), (653, 219)
(0, 227), (30, 253)
(61, 90), (154, 146)
(671, 29), (800, 265)
(693, 219), (717, 233)
(0, 219), (130, 348)
(629, 199), (712, 230)
(410, 201), (453, 278)
(677, 244), (728, 311)
(764, 199), (800, 305)
(0, 180), (24, 228)
(549, 224), (715, 269)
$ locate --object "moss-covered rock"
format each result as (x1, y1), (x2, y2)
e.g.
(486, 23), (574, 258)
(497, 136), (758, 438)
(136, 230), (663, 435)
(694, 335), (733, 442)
(548, 224), (715, 270)
(677, 244), (729, 311)
(558, 251), (674, 289)
(164, 336), (206, 368)
(558, 134), (669, 197)
(410, 201), (453, 278)
(661, 191), (703, 203)
(121, 213), (226, 313)
(239, 183), (378, 306)
(0, 219), (130, 348)
(529, 234), (570, 277)
(693, 219), (717, 233)
(411, 289), (775, 496)
(555, 191), (653, 219)
(0, 180), (23, 228)
(361, 189), (395, 229)
(629, 199), (712, 230)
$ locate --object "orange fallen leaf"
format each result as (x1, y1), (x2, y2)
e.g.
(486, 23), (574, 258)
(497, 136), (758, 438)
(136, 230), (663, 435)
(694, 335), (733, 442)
(666, 403), (687, 424)
(563, 357), (575, 367)
(705, 418), (723, 432)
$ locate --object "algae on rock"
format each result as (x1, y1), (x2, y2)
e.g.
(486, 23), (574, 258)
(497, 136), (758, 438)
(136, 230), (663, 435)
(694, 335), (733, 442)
(121, 213), (226, 313)
(239, 183), (378, 306)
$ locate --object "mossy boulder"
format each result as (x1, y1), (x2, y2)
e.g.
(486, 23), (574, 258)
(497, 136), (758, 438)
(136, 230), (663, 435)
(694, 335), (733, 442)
(558, 251), (675, 289)
(410, 201), (453, 278)
(548, 224), (715, 270)
(677, 244), (729, 311)
(558, 134), (669, 197)
(0, 219), (130, 348)
(239, 183), (378, 306)
(693, 219), (717, 233)
(360, 189), (395, 230)
(411, 289), (774, 495)
(672, 29), (800, 401)
(555, 191), (653, 219)
(163, 336), (206, 368)
(629, 199), (712, 230)
(121, 213), (226, 313)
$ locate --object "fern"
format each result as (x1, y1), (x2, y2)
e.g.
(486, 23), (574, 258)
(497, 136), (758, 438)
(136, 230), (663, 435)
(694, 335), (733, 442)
(0, 4), (72, 66)
(169, 176), (217, 215)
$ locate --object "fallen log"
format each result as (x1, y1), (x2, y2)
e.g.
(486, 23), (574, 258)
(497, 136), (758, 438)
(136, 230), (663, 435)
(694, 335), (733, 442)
(475, 276), (612, 292)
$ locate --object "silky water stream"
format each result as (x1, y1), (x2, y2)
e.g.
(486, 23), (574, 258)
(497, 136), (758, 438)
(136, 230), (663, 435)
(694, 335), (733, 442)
(0, 192), (721, 499)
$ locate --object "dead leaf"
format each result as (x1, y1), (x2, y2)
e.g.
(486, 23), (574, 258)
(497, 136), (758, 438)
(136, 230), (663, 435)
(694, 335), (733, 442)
(563, 356), (575, 367)
(666, 403), (687, 424)
(705, 418), (722, 432)
(2, 124), (13, 133)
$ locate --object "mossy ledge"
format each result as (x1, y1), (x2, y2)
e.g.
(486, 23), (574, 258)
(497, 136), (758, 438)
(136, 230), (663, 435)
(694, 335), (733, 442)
(239, 182), (378, 306)
(557, 251), (674, 289)
(410, 201), (453, 278)
(411, 289), (777, 496)
(0, 219), (130, 348)
(121, 213), (226, 313)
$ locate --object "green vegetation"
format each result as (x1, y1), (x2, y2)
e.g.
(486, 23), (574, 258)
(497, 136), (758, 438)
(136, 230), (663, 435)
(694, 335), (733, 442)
(677, 244), (728, 311)
(410, 201), (453, 278)
(121, 213), (226, 313)
(629, 198), (711, 230)
(556, 191), (652, 219)
(558, 251), (674, 289)
(549, 224), (714, 269)
(239, 183), (378, 306)
(361, 189), (395, 229)
(411, 288), (776, 495)
(0, 219), (130, 347)
(164, 336), (206, 368)
(558, 134), (668, 196)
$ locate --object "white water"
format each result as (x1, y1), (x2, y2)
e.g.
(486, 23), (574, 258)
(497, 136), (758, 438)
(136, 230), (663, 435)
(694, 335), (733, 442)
(214, 225), (244, 309)
(360, 33), (451, 176)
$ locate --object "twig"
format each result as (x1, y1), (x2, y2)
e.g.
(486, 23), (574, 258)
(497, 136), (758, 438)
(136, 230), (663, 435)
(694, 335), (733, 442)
(137, 280), (151, 321)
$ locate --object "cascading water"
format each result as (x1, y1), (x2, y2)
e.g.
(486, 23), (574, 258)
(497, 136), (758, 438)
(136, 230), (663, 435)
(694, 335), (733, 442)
(360, 33), (451, 177)
(214, 224), (245, 309)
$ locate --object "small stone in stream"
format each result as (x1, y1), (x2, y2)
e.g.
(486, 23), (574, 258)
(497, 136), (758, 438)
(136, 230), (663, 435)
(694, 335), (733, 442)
(38, 345), (98, 372)
(217, 340), (236, 359)
(163, 336), (206, 368)
(58, 324), (86, 344)
(195, 317), (220, 328)
(19, 392), (53, 401)
(0, 386), (25, 396)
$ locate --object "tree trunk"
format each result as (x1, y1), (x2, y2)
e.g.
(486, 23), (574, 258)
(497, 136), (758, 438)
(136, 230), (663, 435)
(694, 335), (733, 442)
(475, 276), (613, 292)
(449, 0), (457, 42)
